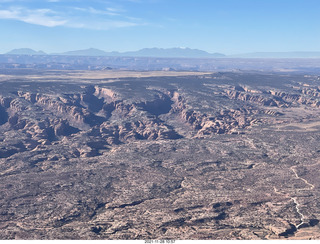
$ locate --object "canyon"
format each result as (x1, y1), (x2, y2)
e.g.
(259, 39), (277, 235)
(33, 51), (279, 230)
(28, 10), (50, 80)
(0, 69), (320, 239)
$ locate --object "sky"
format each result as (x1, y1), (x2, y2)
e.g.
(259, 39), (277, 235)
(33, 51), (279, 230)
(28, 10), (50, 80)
(0, 0), (319, 54)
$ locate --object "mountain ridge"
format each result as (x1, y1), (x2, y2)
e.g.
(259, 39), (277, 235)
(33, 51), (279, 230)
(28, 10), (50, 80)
(6, 47), (225, 58)
(6, 48), (47, 55)
(4, 48), (320, 58)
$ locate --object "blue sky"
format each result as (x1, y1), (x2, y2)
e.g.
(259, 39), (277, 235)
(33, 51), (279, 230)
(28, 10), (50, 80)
(0, 0), (319, 54)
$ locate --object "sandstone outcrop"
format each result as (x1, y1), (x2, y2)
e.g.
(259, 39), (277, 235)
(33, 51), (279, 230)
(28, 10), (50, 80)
(1, 70), (320, 240)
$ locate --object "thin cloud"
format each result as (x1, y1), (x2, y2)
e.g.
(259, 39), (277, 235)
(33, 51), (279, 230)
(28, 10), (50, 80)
(66, 19), (138, 30)
(73, 6), (123, 16)
(67, 5), (144, 29)
(106, 7), (124, 13)
(0, 4), (145, 30)
(88, 7), (121, 16)
(0, 7), (66, 27)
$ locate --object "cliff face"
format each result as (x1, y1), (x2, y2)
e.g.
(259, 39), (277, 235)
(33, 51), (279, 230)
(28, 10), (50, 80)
(0, 84), (184, 159)
(1, 71), (320, 240)
(2, 72), (320, 158)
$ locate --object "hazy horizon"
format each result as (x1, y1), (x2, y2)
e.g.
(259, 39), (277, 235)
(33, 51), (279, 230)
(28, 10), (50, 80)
(0, 0), (319, 55)
(3, 47), (320, 57)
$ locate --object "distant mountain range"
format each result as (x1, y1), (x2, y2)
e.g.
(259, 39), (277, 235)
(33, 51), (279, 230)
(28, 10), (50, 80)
(121, 48), (225, 58)
(4, 48), (320, 58)
(5, 48), (225, 58)
(54, 48), (110, 57)
(6, 48), (47, 55)
(53, 47), (226, 58)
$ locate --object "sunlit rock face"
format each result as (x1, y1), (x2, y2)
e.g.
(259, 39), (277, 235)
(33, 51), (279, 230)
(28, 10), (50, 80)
(0, 69), (320, 240)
